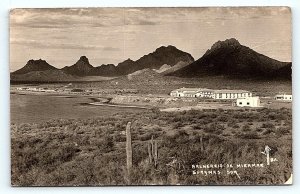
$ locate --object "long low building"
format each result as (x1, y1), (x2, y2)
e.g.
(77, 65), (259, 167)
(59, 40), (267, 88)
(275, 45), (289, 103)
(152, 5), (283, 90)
(170, 87), (252, 100)
(274, 94), (292, 101)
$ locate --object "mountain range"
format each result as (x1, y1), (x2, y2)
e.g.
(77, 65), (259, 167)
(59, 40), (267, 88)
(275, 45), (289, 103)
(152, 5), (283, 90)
(36, 45), (193, 77)
(11, 38), (292, 82)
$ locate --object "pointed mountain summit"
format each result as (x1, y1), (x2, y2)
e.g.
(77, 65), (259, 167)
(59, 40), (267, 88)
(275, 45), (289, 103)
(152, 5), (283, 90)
(168, 38), (291, 79)
(114, 45), (194, 75)
(62, 56), (94, 76)
(12, 59), (57, 75)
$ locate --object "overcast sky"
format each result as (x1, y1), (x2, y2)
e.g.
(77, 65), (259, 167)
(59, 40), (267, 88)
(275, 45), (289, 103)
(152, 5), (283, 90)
(10, 7), (291, 72)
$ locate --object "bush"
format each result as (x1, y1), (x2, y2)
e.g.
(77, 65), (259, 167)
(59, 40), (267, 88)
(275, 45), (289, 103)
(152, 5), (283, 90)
(237, 131), (260, 139)
(71, 88), (84, 92)
(218, 115), (229, 122)
(193, 124), (203, 130)
(173, 122), (183, 129)
(256, 127), (263, 132)
(242, 124), (251, 132)
(262, 122), (275, 129)
(163, 130), (190, 148)
(262, 128), (274, 135)
(95, 134), (114, 153)
(113, 133), (126, 142)
(275, 127), (290, 136)
(138, 131), (161, 141)
(204, 123), (224, 134)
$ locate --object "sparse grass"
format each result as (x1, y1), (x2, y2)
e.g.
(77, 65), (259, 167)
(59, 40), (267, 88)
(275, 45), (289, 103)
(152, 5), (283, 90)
(11, 108), (292, 186)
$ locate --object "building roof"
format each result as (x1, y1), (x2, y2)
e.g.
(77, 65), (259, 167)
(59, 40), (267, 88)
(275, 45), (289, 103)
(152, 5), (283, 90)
(275, 94), (292, 96)
(200, 89), (214, 93)
(182, 91), (198, 94)
(172, 87), (203, 92)
(172, 88), (250, 93)
(237, 96), (259, 100)
(214, 89), (249, 93)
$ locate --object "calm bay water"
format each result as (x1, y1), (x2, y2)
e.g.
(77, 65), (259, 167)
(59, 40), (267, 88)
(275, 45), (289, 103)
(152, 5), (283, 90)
(10, 93), (145, 124)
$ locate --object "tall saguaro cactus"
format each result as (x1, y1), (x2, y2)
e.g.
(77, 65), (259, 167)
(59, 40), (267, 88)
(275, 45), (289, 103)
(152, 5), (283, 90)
(200, 135), (204, 152)
(126, 122), (132, 177)
(153, 139), (158, 167)
(148, 135), (158, 168)
(147, 142), (153, 164)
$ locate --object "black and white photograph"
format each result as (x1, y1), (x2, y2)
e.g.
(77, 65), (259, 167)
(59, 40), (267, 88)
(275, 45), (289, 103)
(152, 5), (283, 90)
(10, 7), (292, 186)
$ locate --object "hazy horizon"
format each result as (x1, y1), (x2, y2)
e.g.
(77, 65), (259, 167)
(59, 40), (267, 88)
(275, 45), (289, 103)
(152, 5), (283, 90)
(10, 7), (291, 72)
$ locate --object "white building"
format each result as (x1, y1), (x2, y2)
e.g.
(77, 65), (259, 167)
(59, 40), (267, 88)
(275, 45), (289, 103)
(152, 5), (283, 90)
(214, 90), (252, 100)
(170, 88), (252, 100)
(170, 88), (202, 98)
(274, 94), (292, 101)
(195, 89), (215, 98)
(236, 97), (260, 107)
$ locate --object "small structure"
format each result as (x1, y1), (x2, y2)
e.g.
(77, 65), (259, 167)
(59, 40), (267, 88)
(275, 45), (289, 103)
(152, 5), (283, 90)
(236, 97), (260, 107)
(274, 94), (292, 101)
(16, 87), (29, 91)
(64, 83), (73, 88)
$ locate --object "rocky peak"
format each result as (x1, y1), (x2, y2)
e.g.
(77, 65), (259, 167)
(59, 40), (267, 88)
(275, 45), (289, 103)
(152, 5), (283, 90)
(155, 45), (178, 53)
(78, 56), (89, 63)
(12, 59), (57, 74)
(124, 58), (133, 62)
(118, 58), (134, 67)
(26, 59), (47, 65)
(210, 38), (241, 51)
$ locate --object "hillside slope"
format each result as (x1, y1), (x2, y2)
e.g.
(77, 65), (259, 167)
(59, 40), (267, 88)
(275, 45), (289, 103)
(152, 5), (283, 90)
(11, 70), (78, 82)
(12, 59), (57, 75)
(168, 38), (292, 79)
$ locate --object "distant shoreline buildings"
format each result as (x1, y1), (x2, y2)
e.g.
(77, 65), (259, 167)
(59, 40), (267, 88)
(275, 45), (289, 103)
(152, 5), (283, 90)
(274, 94), (292, 101)
(170, 87), (261, 107)
(170, 87), (252, 100)
(170, 87), (292, 108)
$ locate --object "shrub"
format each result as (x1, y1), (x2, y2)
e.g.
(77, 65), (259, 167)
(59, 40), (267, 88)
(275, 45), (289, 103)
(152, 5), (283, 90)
(204, 123), (224, 134)
(71, 88), (84, 92)
(275, 127), (290, 136)
(138, 131), (160, 141)
(193, 124), (203, 130)
(113, 133), (126, 142)
(242, 124), (251, 132)
(237, 131), (260, 139)
(173, 122), (183, 129)
(95, 134), (114, 153)
(262, 122), (275, 129)
(218, 115), (229, 122)
(163, 130), (190, 148)
(256, 128), (263, 132)
(262, 128), (274, 135)
(232, 123), (240, 129)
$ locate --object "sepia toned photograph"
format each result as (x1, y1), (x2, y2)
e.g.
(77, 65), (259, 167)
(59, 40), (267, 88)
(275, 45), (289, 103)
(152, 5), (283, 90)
(10, 7), (292, 186)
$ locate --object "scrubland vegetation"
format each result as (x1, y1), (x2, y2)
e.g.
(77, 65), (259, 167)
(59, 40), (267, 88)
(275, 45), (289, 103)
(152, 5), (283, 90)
(11, 108), (292, 185)
(72, 76), (292, 96)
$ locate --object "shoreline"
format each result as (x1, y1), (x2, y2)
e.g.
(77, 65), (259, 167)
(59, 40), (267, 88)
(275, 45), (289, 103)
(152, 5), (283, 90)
(88, 102), (150, 109)
(11, 91), (152, 110)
